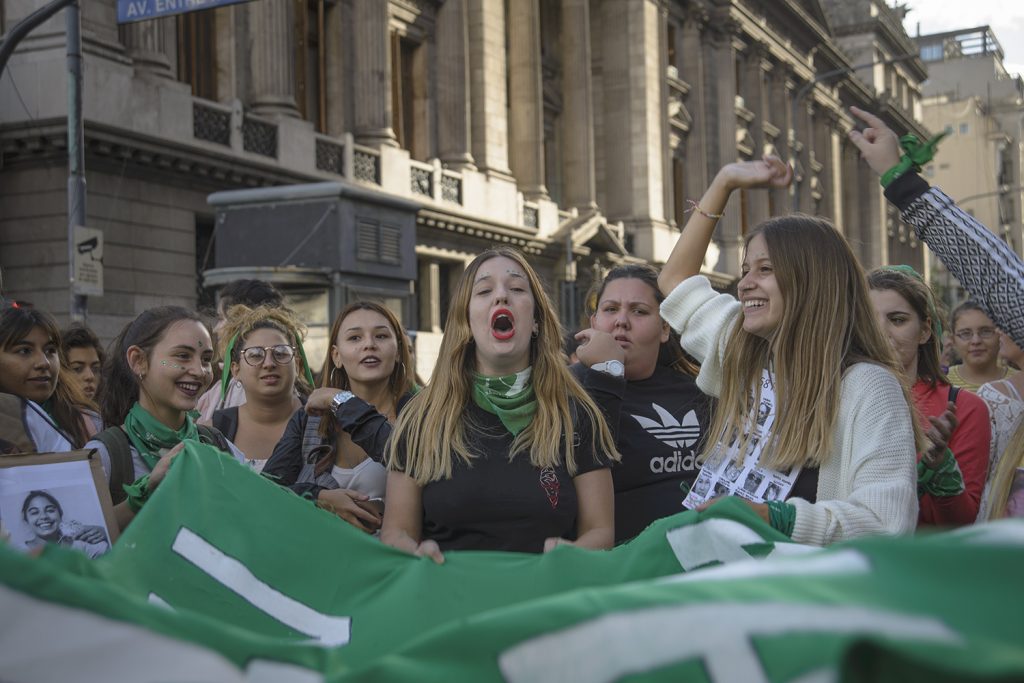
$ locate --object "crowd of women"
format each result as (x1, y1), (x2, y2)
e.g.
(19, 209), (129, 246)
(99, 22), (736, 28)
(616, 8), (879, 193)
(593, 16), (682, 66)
(2, 108), (1022, 559)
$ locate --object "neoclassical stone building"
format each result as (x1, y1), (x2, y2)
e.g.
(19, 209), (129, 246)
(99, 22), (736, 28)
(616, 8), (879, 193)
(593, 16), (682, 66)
(0, 0), (929, 372)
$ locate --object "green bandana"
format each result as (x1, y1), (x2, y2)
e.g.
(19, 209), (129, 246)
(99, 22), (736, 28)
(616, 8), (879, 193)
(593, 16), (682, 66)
(917, 448), (965, 498)
(123, 402), (199, 471)
(472, 368), (537, 436)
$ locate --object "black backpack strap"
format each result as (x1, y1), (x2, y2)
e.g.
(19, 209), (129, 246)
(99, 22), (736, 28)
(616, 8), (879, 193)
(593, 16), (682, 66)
(947, 384), (960, 406)
(94, 427), (133, 505)
(197, 424), (232, 454)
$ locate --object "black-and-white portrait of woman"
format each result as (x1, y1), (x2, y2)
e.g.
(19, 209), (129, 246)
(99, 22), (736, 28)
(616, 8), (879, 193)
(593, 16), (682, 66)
(19, 489), (109, 558)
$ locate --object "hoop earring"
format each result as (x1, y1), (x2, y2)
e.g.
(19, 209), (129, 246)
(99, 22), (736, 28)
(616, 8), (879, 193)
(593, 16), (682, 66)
(329, 366), (339, 387)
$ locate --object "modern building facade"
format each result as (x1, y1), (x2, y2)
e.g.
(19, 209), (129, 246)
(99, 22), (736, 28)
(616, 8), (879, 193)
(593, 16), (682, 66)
(914, 26), (1024, 261)
(1, 0), (930, 374)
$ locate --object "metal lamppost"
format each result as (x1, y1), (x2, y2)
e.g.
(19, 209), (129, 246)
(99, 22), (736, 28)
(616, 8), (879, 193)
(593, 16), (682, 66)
(789, 53), (920, 212)
(1, 0), (88, 321)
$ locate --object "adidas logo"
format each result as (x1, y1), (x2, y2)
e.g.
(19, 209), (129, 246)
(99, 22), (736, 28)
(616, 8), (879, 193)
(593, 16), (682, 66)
(631, 404), (702, 449)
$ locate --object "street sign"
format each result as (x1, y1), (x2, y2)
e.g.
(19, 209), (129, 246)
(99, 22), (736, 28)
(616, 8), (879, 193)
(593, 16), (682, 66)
(117, 0), (254, 24)
(72, 226), (103, 298)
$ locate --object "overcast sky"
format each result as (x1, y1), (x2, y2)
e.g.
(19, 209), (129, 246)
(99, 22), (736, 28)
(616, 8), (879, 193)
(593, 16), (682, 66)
(899, 0), (1024, 76)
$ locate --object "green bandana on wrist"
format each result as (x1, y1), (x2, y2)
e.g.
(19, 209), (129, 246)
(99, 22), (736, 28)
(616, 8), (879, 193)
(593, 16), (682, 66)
(880, 130), (950, 188)
(123, 473), (152, 513)
(471, 368), (537, 436)
(917, 448), (965, 498)
(766, 500), (796, 538)
(123, 402), (199, 471)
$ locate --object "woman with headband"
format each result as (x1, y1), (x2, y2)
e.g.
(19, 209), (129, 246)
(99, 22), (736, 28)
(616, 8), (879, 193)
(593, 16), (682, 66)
(211, 305), (314, 472)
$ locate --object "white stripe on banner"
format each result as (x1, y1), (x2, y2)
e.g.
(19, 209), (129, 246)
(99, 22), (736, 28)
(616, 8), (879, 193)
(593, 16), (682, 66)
(172, 527), (351, 646)
(0, 584), (321, 683)
(666, 518), (820, 571)
(498, 602), (961, 683)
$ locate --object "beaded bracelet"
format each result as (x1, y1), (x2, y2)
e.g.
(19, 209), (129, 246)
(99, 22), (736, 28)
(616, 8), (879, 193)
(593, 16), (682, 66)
(685, 199), (724, 220)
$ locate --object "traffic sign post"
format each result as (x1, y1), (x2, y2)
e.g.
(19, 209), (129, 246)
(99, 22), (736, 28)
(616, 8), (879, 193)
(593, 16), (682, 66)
(72, 226), (104, 298)
(117, 0), (254, 24)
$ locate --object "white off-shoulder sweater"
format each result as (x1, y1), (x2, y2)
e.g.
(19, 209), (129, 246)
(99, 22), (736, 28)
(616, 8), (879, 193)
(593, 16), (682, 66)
(661, 276), (918, 546)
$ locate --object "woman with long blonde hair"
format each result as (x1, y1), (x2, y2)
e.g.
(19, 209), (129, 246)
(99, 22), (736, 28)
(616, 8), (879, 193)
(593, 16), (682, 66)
(657, 156), (921, 546)
(382, 248), (619, 561)
(983, 418), (1024, 519)
(263, 301), (416, 533)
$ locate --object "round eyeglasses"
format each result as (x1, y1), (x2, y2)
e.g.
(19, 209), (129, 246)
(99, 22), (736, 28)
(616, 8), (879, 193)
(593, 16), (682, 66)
(953, 328), (996, 342)
(240, 344), (296, 366)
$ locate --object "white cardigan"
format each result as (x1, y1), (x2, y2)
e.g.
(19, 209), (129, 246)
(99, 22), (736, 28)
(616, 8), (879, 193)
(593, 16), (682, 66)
(661, 276), (918, 545)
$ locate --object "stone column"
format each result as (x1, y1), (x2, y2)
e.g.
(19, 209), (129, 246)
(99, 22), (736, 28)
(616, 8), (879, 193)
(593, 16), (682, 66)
(436, 0), (476, 169)
(769, 64), (794, 213)
(352, 0), (397, 146)
(418, 261), (442, 333)
(679, 8), (708, 204)
(122, 17), (173, 78)
(560, 0), (596, 211)
(744, 42), (771, 225)
(507, 0), (548, 199)
(708, 19), (742, 274)
(467, 0), (511, 176)
(249, 0), (300, 118)
(796, 97), (817, 214)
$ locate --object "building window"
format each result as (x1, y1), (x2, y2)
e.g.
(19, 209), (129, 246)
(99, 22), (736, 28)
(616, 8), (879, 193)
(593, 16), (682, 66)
(672, 156), (686, 227)
(959, 123), (969, 135)
(195, 215), (217, 312)
(177, 10), (217, 100)
(667, 23), (677, 69)
(296, 0), (328, 132)
(391, 32), (429, 159)
(920, 43), (943, 62)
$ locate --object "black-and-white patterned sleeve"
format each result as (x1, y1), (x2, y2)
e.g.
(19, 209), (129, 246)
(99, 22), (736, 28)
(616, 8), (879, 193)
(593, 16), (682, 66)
(887, 173), (1024, 349)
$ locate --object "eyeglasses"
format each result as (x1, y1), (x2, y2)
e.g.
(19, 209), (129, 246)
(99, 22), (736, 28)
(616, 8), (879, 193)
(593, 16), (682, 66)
(954, 327), (996, 342)
(240, 345), (296, 366)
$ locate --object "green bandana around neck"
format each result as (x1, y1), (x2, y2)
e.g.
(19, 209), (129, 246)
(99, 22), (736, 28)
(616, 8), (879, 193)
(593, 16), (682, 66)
(472, 368), (537, 436)
(123, 402), (199, 470)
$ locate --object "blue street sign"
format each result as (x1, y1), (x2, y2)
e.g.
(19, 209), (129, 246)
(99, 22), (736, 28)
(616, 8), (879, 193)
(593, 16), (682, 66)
(117, 0), (254, 24)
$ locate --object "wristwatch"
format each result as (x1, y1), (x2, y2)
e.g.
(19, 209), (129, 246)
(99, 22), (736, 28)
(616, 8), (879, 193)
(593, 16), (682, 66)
(330, 390), (356, 414)
(591, 360), (625, 378)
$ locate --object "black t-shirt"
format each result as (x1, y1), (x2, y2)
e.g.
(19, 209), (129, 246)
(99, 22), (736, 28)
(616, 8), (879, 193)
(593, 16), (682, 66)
(400, 401), (611, 553)
(573, 363), (713, 543)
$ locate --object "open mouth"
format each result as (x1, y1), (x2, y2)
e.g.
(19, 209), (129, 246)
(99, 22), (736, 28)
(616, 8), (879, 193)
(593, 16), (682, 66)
(491, 309), (515, 341)
(360, 356), (382, 367)
(743, 299), (767, 311)
(260, 374), (281, 383)
(176, 381), (201, 397)
(36, 518), (56, 532)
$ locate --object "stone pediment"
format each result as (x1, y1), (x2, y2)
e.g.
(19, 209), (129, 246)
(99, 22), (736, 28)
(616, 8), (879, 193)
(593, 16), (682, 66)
(554, 211), (629, 258)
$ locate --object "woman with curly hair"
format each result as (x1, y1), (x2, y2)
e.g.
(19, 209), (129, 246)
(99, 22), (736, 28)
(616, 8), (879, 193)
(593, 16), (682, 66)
(211, 305), (313, 471)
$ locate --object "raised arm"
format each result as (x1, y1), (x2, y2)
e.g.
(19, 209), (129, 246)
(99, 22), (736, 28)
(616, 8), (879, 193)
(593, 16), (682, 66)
(849, 106), (1024, 349)
(657, 156), (792, 296)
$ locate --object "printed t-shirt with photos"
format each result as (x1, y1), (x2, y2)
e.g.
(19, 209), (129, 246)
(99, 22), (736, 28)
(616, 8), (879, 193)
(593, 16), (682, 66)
(683, 368), (814, 509)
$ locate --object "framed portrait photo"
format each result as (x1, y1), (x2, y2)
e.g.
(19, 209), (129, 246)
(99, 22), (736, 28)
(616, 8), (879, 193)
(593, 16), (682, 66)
(0, 450), (118, 558)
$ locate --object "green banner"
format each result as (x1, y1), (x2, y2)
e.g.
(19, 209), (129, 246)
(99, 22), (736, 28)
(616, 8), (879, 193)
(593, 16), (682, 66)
(1, 443), (1022, 682)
